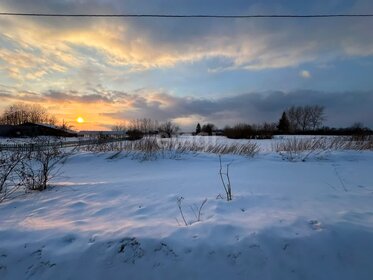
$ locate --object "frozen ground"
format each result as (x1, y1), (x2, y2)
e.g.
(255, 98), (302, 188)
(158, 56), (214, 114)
(0, 138), (372, 279)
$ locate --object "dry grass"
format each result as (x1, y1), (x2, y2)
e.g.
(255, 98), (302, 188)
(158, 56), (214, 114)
(273, 136), (373, 161)
(81, 137), (260, 160)
(81, 135), (372, 161)
(328, 136), (373, 151)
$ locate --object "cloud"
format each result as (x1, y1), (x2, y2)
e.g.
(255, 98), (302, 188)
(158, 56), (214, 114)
(101, 89), (373, 129)
(1, 83), (372, 129)
(0, 0), (373, 81)
(300, 70), (311, 78)
(0, 1), (372, 129)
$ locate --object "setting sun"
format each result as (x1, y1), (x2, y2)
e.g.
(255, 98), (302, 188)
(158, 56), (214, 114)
(76, 117), (85, 124)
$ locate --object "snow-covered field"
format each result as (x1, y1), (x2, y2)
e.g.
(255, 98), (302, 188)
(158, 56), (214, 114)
(0, 137), (372, 279)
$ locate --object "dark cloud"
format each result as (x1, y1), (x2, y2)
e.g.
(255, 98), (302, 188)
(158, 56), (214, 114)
(44, 90), (116, 103)
(2, 82), (372, 128)
(1, 1), (372, 130)
(103, 90), (373, 128)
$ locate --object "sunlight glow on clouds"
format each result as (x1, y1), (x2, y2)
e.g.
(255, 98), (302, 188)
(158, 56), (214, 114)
(0, 0), (373, 129)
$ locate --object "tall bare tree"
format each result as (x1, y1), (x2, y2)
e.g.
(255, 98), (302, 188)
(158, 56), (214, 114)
(129, 118), (158, 134)
(309, 105), (325, 130)
(286, 106), (303, 131)
(286, 105), (325, 131)
(111, 122), (127, 133)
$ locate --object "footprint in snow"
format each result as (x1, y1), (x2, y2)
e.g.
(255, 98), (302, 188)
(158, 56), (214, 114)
(117, 237), (144, 264)
(154, 242), (178, 258)
(89, 236), (96, 243)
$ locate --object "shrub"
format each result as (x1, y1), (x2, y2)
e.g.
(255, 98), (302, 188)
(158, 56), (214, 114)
(0, 150), (25, 202)
(126, 129), (143, 140)
(272, 137), (326, 161)
(273, 136), (373, 162)
(21, 138), (69, 191)
(158, 121), (179, 138)
(224, 123), (274, 139)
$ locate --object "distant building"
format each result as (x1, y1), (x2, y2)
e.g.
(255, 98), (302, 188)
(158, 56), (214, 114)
(78, 130), (126, 139)
(0, 123), (78, 138)
(196, 130), (224, 136)
(196, 132), (209, 136)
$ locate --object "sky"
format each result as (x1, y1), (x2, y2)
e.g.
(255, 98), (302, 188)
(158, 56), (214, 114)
(0, 0), (372, 130)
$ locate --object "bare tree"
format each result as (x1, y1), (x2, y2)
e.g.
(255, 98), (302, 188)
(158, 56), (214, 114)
(59, 119), (74, 131)
(112, 122), (127, 132)
(309, 105), (325, 130)
(158, 121), (179, 138)
(286, 105), (325, 131)
(0, 103), (56, 125)
(129, 119), (158, 134)
(300, 105), (312, 131)
(286, 106), (303, 131)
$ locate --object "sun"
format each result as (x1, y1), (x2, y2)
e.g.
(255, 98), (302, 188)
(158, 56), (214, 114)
(76, 117), (85, 124)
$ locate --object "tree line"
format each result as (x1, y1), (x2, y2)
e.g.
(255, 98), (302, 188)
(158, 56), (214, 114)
(0, 103), (371, 139)
(192, 105), (325, 139)
(278, 105), (325, 132)
(0, 103), (56, 126)
(112, 119), (180, 140)
(196, 105), (371, 139)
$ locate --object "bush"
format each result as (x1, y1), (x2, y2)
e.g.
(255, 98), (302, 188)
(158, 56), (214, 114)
(0, 150), (25, 202)
(273, 136), (373, 161)
(21, 138), (69, 191)
(158, 121), (179, 138)
(126, 129), (144, 140)
(223, 123), (274, 139)
(0, 137), (69, 201)
(272, 137), (326, 161)
(201, 123), (216, 136)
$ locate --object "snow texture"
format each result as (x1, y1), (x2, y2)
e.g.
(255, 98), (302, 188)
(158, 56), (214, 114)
(0, 138), (372, 279)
